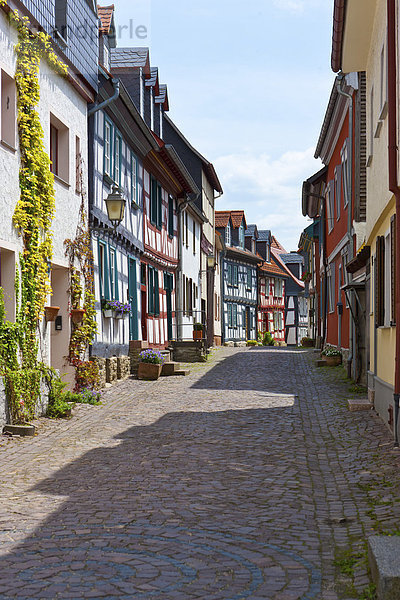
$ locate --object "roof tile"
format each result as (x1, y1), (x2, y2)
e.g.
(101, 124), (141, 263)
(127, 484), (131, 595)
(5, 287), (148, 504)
(98, 5), (114, 34)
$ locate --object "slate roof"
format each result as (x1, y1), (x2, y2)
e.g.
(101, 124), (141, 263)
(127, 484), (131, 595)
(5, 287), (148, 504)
(225, 245), (260, 264)
(245, 224), (258, 238)
(145, 67), (159, 94)
(280, 253), (304, 265)
(155, 84), (169, 110)
(98, 5), (114, 34)
(111, 47), (150, 72)
(271, 247), (305, 288)
(258, 229), (271, 242)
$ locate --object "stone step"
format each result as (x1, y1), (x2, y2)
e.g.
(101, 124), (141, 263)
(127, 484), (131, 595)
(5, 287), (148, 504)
(161, 361), (181, 376)
(368, 536), (400, 599)
(348, 398), (372, 411)
(174, 369), (190, 376)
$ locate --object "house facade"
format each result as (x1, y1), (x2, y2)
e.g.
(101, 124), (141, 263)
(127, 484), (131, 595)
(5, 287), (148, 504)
(0, 0), (97, 427)
(331, 0), (396, 429)
(216, 211), (259, 343)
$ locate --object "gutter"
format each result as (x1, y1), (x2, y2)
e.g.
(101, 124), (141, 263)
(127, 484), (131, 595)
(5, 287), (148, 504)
(88, 78), (120, 117)
(387, 0), (400, 445)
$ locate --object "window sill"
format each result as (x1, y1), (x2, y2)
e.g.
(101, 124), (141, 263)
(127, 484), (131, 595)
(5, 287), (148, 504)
(1, 139), (16, 153)
(131, 201), (140, 210)
(374, 120), (383, 139)
(379, 101), (388, 121)
(103, 173), (114, 187)
(366, 154), (373, 167)
(53, 174), (70, 189)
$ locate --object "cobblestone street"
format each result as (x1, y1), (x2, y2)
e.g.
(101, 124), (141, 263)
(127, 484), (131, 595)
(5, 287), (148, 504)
(1, 347), (400, 599)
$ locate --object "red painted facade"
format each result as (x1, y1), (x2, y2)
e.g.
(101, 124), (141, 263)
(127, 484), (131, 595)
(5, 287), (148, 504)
(257, 263), (286, 343)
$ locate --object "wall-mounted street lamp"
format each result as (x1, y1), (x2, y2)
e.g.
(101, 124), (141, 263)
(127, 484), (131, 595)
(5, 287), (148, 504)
(207, 255), (216, 269)
(91, 186), (126, 233)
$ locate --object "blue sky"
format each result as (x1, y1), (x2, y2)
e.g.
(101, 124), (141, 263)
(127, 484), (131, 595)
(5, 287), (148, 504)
(113, 0), (335, 251)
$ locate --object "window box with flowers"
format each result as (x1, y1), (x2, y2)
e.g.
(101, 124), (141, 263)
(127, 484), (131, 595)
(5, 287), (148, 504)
(137, 349), (165, 380)
(102, 299), (131, 319)
(301, 271), (312, 283)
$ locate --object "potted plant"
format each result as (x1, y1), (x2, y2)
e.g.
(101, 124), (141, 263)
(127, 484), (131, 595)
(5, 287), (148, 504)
(301, 336), (314, 348)
(44, 306), (60, 322)
(193, 322), (203, 340)
(322, 345), (342, 366)
(70, 308), (85, 324)
(69, 268), (85, 323)
(137, 349), (165, 380)
(102, 299), (131, 319)
(262, 331), (275, 346)
(101, 299), (113, 318)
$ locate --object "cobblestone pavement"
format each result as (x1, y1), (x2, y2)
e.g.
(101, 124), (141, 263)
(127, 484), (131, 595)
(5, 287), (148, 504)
(1, 347), (400, 600)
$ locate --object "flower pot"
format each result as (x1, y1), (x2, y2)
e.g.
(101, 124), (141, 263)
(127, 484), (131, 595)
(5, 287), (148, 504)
(44, 306), (60, 322)
(193, 330), (203, 340)
(71, 308), (85, 324)
(114, 311), (123, 319)
(103, 309), (113, 318)
(3, 424), (36, 437)
(325, 356), (342, 366)
(137, 362), (162, 380)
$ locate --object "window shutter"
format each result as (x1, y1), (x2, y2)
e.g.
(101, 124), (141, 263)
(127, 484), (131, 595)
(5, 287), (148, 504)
(154, 269), (159, 316)
(228, 304), (232, 327)
(157, 184), (162, 228)
(114, 250), (119, 300)
(233, 265), (238, 286)
(148, 267), (154, 315)
(227, 264), (232, 285)
(182, 275), (186, 317)
(391, 215), (396, 324)
(168, 197), (174, 236)
(103, 243), (110, 300)
(375, 236), (385, 326)
(233, 304), (237, 327)
(151, 178), (157, 225)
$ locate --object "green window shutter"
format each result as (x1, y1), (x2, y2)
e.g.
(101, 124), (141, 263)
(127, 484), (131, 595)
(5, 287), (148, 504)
(114, 250), (119, 300)
(151, 178), (157, 225)
(228, 304), (232, 327)
(154, 269), (160, 316)
(233, 304), (237, 327)
(157, 184), (162, 228)
(233, 265), (238, 286)
(168, 197), (174, 236)
(227, 264), (232, 285)
(247, 268), (252, 289)
(148, 267), (154, 315)
(100, 241), (110, 300)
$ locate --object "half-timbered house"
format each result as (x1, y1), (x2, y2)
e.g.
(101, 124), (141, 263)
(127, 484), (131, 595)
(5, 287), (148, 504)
(216, 211), (259, 343)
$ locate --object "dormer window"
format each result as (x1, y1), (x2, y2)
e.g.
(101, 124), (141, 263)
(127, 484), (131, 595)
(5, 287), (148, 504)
(225, 222), (231, 246)
(239, 223), (244, 248)
(266, 243), (270, 262)
(103, 43), (110, 71)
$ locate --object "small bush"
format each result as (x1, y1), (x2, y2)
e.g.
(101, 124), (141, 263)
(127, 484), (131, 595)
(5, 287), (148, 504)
(262, 331), (275, 346)
(139, 349), (165, 364)
(246, 340), (258, 346)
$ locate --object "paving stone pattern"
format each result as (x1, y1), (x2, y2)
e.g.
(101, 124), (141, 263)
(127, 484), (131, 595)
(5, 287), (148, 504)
(1, 347), (400, 599)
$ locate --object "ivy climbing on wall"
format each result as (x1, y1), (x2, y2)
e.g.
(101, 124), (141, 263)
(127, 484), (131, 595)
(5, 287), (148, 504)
(0, 0), (68, 423)
(64, 156), (100, 393)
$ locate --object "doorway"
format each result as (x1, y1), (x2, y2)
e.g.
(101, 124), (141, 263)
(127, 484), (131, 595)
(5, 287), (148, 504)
(164, 272), (173, 341)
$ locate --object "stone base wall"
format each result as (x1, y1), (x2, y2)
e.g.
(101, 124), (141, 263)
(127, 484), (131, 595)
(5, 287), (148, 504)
(170, 341), (206, 363)
(90, 356), (107, 389)
(106, 356), (118, 383)
(214, 336), (222, 346)
(129, 341), (149, 374)
(117, 356), (130, 379)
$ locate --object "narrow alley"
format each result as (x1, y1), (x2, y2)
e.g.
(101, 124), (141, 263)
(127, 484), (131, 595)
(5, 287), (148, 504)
(1, 347), (399, 600)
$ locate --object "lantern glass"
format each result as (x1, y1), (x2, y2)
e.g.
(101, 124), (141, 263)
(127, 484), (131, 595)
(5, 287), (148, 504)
(104, 188), (126, 226)
(207, 255), (216, 269)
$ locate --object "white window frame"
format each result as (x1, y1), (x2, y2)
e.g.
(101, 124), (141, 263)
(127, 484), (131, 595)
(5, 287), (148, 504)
(104, 120), (112, 177)
(341, 141), (349, 207)
(225, 222), (231, 246)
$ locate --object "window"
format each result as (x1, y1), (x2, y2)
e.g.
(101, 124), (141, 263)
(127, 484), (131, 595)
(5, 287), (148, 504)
(227, 263), (232, 285)
(375, 236), (385, 327)
(150, 177), (158, 226)
(369, 87), (374, 159)
(1, 70), (16, 148)
(168, 197), (174, 237)
(380, 44), (387, 117)
(239, 223), (244, 248)
(233, 265), (238, 286)
(327, 182), (334, 233)
(98, 241), (107, 299)
(104, 119), (112, 177)
(150, 88), (154, 131)
(185, 211), (188, 246)
(225, 222), (231, 246)
(341, 142), (349, 206)
(131, 153), (138, 207)
(109, 247), (118, 300)
(338, 264), (342, 303)
(275, 279), (283, 298)
(193, 221), (196, 254)
(266, 243), (270, 263)
(391, 215), (396, 324)
(246, 268), (252, 290)
(114, 132), (122, 186)
(182, 274), (186, 316)
(327, 265), (335, 313)
(278, 312), (283, 331)
(228, 303), (233, 327)
(157, 184), (162, 229)
(335, 165), (341, 220)
(103, 43), (110, 70)
(0, 247), (16, 321)
(55, 0), (68, 41)
(233, 304), (237, 327)
(50, 114), (69, 182)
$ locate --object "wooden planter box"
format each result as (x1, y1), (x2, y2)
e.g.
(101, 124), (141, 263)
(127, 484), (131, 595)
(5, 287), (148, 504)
(325, 356), (342, 366)
(71, 308), (85, 324)
(193, 330), (203, 340)
(44, 306), (60, 322)
(137, 362), (162, 380)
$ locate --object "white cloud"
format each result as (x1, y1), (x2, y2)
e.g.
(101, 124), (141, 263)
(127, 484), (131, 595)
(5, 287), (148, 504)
(214, 147), (321, 250)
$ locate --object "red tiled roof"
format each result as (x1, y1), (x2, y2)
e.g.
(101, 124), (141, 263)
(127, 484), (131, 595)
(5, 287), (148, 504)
(215, 210), (246, 229)
(98, 5), (114, 34)
(271, 236), (287, 252)
(215, 211), (231, 228)
(259, 261), (288, 278)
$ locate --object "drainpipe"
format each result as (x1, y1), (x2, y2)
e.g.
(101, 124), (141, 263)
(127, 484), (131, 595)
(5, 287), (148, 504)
(336, 73), (354, 378)
(387, 0), (400, 446)
(88, 79), (120, 117)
